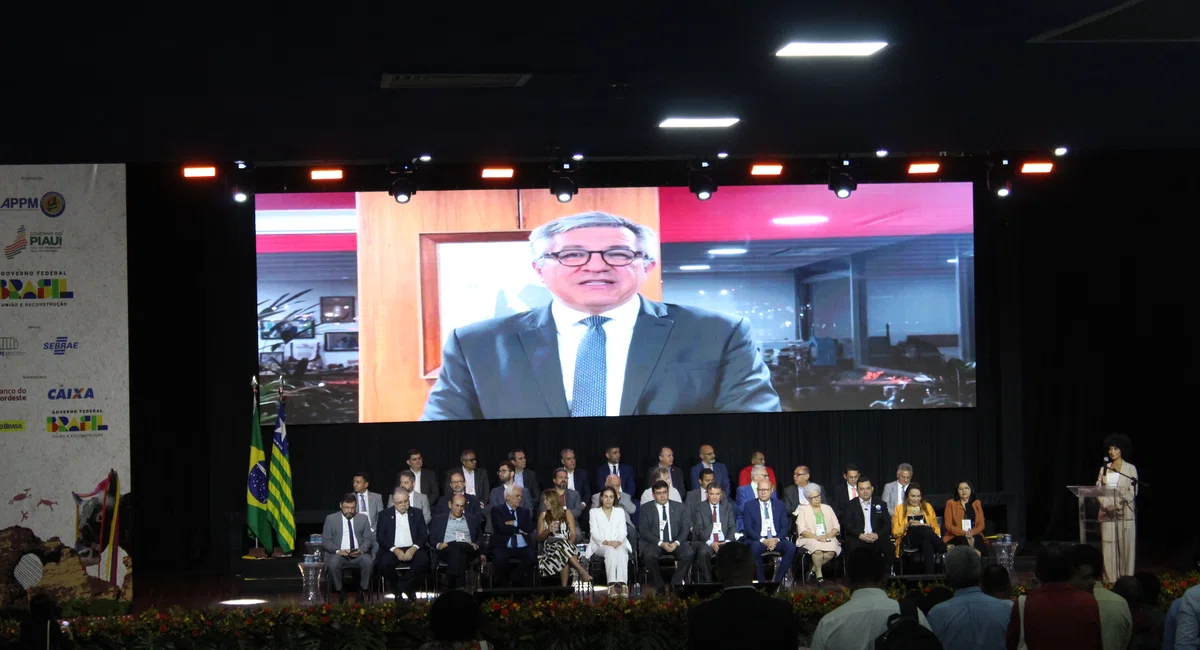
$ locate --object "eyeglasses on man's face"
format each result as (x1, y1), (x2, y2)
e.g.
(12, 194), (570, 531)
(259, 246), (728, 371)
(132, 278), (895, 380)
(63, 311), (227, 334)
(542, 248), (646, 267)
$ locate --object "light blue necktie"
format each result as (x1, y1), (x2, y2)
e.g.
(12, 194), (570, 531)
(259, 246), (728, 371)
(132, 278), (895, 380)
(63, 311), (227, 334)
(570, 316), (610, 417)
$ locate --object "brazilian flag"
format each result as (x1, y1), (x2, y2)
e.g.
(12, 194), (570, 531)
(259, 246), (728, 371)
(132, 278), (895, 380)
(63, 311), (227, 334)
(246, 384), (274, 548)
(267, 399), (296, 553)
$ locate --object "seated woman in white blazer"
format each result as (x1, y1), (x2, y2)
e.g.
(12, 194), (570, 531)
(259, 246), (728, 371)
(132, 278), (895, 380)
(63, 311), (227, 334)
(586, 486), (633, 597)
(795, 483), (842, 586)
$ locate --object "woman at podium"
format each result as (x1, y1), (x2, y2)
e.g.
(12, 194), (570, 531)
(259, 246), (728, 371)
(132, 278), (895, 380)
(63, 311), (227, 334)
(1095, 433), (1138, 583)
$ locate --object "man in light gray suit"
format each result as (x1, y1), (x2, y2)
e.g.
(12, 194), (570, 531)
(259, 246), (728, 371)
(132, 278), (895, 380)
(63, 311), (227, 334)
(397, 471), (431, 525)
(591, 473), (637, 521)
(537, 468), (583, 519)
(421, 212), (781, 421)
(322, 493), (377, 597)
(351, 471), (383, 532)
(881, 463), (914, 513)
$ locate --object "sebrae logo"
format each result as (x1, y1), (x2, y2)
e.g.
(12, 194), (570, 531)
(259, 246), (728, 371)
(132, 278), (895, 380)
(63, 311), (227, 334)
(46, 413), (107, 432)
(4, 225), (27, 260)
(44, 336), (79, 356)
(0, 192), (66, 218)
(48, 387), (95, 399)
(0, 277), (73, 302)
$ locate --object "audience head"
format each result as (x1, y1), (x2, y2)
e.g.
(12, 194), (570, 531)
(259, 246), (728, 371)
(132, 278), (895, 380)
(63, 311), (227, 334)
(715, 539), (756, 587)
(750, 464), (768, 486)
(698, 444), (715, 463)
(652, 480), (670, 504)
(1103, 433), (1132, 461)
(553, 468), (568, 489)
(945, 545), (983, 589)
(657, 446), (674, 467)
(505, 486), (523, 509)
(844, 463), (861, 485)
(856, 477), (875, 501)
(756, 482), (774, 502)
(392, 487), (410, 513)
(793, 465), (810, 486)
(904, 482), (926, 508)
(1134, 571), (1161, 607)
(956, 480), (976, 504)
(353, 471), (370, 493)
(599, 486), (619, 508)
(1034, 543), (1074, 585)
(896, 463), (913, 485)
(698, 468), (715, 489)
(1070, 543), (1104, 590)
(428, 590), (481, 642)
(605, 446), (621, 463)
(498, 462), (515, 483)
(398, 470), (416, 491)
(1112, 576), (1144, 606)
(542, 489), (564, 519)
(340, 493), (357, 517)
(508, 449), (528, 470)
(706, 483), (724, 505)
(802, 482), (822, 503)
(652, 467), (670, 483)
(449, 472), (466, 494)
(846, 547), (889, 590)
(449, 494), (467, 517)
(604, 474), (623, 491)
(981, 564), (1012, 599)
(560, 448), (577, 470)
(406, 449), (423, 470)
(460, 449), (477, 470)
(749, 450), (766, 466)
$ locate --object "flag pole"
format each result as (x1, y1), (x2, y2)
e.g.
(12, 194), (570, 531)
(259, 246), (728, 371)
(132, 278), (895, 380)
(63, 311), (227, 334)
(253, 375), (259, 551)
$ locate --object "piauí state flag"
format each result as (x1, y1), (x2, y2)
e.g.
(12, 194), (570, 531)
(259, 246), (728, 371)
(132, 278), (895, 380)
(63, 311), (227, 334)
(246, 388), (274, 548)
(267, 400), (296, 553)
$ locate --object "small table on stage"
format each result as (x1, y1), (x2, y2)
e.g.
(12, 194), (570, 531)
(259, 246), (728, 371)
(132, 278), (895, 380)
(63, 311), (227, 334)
(298, 561), (325, 604)
(990, 540), (1018, 582)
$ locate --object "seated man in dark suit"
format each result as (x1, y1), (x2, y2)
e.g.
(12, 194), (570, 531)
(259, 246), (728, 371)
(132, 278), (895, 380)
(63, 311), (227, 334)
(488, 486), (536, 587)
(839, 477), (895, 562)
(687, 541), (798, 650)
(428, 494), (482, 589)
(827, 463), (862, 520)
(688, 444), (732, 494)
(690, 483), (738, 583)
(321, 493), (377, 600)
(645, 446), (686, 494)
(595, 445), (635, 496)
(420, 212), (782, 421)
(739, 482), (796, 583)
(434, 472), (482, 515)
(637, 481), (694, 592)
(374, 487), (430, 600)
(560, 448), (592, 508)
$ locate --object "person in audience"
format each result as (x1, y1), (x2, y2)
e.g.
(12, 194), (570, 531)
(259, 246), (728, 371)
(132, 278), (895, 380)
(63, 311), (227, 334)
(1132, 571), (1166, 648)
(419, 589), (494, 650)
(351, 471), (384, 532)
(738, 450), (777, 487)
(687, 542), (798, 650)
(538, 468), (583, 519)
(892, 482), (945, 574)
(419, 212), (781, 420)
(590, 473), (637, 519)
(638, 481), (694, 592)
(688, 444), (731, 494)
(536, 488), (592, 586)
(740, 482), (796, 584)
(943, 479), (986, 555)
(981, 564), (1012, 600)
(374, 487), (430, 600)
(639, 466), (683, 504)
(586, 486), (633, 596)
(444, 449), (490, 502)
(840, 476), (894, 562)
(489, 461), (534, 510)
(1072, 542), (1133, 650)
(1096, 433), (1138, 583)
(882, 463), (915, 513)
(691, 483), (737, 583)
(1112, 576), (1159, 650)
(734, 464), (772, 531)
(559, 448), (591, 507)
(429, 494), (482, 589)
(928, 545), (1012, 650)
(922, 586), (955, 615)
(811, 546), (932, 650)
(1006, 542), (1102, 650)
(1168, 583), (1200, 650)
(796, 483), (841, 586)
(595, 445), (635, 495)
(684, 468), (714, 509)
(397, 471), (433, 525)
(21, 594), (73, 650)
(322, 493), (377, 600)
(435, 472), (482, 515)
(508, 449), (539, 498)
(488, 486), (536, 588)
(783, 465), (816, 517)
(407, 448), (440, 505)
(646, 445), (685, 492)
(829, 463), (863, 517)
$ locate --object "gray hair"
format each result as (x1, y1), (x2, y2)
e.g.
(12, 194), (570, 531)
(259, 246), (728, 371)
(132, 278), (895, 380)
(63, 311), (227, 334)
(897, 463), (913, 473)
(803, 483), (823, 499)
(392, 486), (410, 500)
(751, 464), (768, 478)
(529, 211), (659, 263)
(944, 545), (982, 589)
(652, 467), (671, 481)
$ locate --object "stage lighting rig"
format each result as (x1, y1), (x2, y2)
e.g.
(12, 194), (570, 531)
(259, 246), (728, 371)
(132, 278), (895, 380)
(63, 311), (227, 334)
(988, 161), (1015, 197)
(388, 159), (418, 204)
(827, 166), (857, 199)
(550, 159), (579, 203)
(688, 171), (716, 201)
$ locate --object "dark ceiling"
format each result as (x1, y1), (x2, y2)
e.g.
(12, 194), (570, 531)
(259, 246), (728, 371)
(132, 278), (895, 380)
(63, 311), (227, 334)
(2, 0), (1197, 165)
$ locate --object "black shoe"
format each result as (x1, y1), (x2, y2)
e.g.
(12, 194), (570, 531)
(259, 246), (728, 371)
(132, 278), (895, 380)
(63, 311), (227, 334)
(807, 570), (816, 582)
(816, 577), (825, 588)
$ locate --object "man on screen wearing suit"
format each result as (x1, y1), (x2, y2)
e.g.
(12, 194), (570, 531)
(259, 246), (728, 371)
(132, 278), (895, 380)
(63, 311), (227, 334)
(638, 481), (694, 592)
(420, 212), (781, 421)
(595, 446), (635, 496)
(405, 449), (440, 506)
(374, 487), (429, 600)
(396, 471), (432, 525)
(322, 494), (377, 599)
(740, 483), (796, 584)
(688, 444), (731, 495)
(428, 494), (482, 589)
(489, 487), (536, 587)
(350, 471), (383, 532)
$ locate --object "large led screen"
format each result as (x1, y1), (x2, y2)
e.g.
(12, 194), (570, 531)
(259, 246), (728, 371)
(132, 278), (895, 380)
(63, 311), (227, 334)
(255, 184), (975, 424)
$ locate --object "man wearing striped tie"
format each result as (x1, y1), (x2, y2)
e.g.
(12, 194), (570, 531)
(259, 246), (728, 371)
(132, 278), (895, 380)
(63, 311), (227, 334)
(421, 212), (781, 421)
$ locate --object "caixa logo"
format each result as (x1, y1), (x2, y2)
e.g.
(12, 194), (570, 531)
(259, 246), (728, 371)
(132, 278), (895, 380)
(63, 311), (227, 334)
(48, 387), (95, 399)
(46, 414), (106, 432)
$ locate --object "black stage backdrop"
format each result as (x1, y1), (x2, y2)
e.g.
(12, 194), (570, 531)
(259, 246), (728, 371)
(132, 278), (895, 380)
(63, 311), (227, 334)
(127, 154), (1197, 582)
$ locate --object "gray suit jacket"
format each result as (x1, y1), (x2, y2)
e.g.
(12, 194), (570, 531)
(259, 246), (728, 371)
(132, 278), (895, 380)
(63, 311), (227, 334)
(591, 491), (637, 518)
(421, 297), (781, 420)
(690, 499), (738, 543)
(347, 491), (384, 531)
(684, 488), (705, 509)
(537, 489), (583, 519)
(638, 500), (690, 549)
(409, 492), (433, 525)
(321, 512), (377, 558)
(882, 481), (911, 513)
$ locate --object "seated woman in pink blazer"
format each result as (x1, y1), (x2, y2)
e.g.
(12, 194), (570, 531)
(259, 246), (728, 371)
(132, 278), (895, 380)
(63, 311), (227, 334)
(795, 483), (841, 586)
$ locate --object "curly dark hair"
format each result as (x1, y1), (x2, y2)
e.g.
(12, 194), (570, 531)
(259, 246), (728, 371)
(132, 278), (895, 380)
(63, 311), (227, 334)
(1103, 433), (1133, 457)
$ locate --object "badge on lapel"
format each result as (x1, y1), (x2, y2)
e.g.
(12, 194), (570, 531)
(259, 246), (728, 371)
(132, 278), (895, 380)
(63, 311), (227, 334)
(874, 504), (883, 511)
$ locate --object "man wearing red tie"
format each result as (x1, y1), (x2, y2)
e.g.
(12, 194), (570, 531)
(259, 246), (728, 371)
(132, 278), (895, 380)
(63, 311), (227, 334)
(690, 484), (737, 583)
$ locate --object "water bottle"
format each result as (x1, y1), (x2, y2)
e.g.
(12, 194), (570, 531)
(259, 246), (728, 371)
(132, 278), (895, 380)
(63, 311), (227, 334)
(633, 583), (641, 598)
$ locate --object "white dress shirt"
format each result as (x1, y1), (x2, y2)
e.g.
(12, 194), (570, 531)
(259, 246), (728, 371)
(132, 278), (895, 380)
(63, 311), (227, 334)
(463, 467), (477, 495)
(552, 296), (641, 417)
(860, 499), (874, 534)
(412, 470), (423, 494)
(758, 499), (775, 537)
(340, 515), (355, 551)
(567, 472), (576, 491)
(392, 511), (414, 550)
